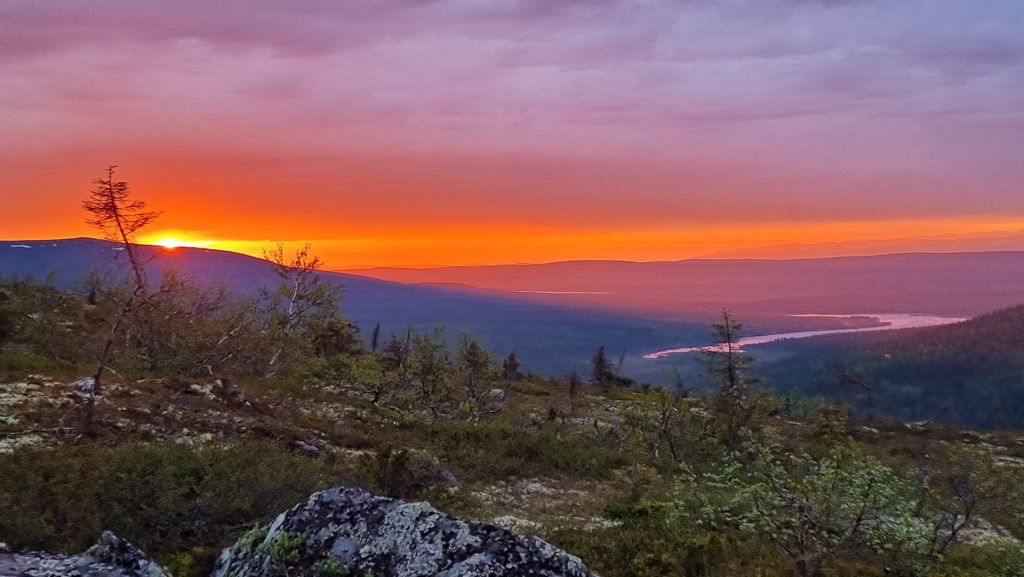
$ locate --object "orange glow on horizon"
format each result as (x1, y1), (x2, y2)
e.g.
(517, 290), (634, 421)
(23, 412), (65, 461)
(154, 237), (183, 250)
(127, 216), (1024, 269)
(141, 231), (217, 252)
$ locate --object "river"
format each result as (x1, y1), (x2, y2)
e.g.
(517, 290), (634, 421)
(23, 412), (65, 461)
(643, 313), (967, 359)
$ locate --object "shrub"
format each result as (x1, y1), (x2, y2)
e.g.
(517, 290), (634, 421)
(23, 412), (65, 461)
(548, 514), (732, 577)
(358, 447), (451, 499)
(0, 441), (333, 577)
(934, 542), (1024, 577)
(0, 444), (107, 552)
(422, 420), (626, 480)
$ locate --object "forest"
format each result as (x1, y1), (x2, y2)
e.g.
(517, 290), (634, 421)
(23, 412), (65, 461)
(760, 306), (1024, 428)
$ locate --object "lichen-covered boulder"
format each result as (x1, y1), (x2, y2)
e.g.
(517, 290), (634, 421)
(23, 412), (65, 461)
(213, 486), (595, 577)
(0, 531), (167, 577)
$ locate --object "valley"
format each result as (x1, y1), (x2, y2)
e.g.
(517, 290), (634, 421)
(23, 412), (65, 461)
(643, 313), (967, 358)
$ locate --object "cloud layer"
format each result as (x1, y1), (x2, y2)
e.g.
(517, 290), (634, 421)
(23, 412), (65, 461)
(2, 0), (1022, 263)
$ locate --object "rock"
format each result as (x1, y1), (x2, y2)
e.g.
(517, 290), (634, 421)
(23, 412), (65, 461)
(213, 486), (595, 577)
(213, 378), (252, 408)
(71, 376), (97, 395)
(293, 439), (322, 456)
(86, 532), (168, 577)
(0, 531), (167, 577)
(186, 382), (219, 401)
(438, 467), (460, 487)
(483, 388), (506, 412)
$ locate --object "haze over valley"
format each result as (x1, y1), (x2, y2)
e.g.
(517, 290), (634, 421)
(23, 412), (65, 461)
(4, 239), (1022, 411)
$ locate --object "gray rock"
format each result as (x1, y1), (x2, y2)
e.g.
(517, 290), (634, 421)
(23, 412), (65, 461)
(0, 532), (167, 577)
(213, 378), (251, 408)
(480, 388), (507, 414)
(213, 486), (595, 577)
(70, 376), (97, 395)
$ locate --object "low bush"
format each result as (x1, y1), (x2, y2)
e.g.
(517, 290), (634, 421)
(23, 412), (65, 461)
(0, 441), (334, 577)
(422, 420), (626, 480)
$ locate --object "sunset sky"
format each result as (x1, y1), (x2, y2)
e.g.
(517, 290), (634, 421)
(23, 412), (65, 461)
(2, 1), (1023, 267)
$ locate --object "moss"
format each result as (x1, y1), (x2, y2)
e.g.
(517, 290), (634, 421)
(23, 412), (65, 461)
(315, 556), (349, 577)
(236, 524), (269, 552)
(260, 531), (306, 566)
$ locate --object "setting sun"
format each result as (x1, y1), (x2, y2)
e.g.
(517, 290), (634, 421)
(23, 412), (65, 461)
(154, 237), (184, 250)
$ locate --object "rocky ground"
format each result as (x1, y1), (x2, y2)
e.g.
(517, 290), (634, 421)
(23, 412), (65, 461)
(3, 373), (1024, 577)
(3, 373), (1023, 532)
(1, 487), (598, 577)
(0, 374), (626, 533)
(0, 531), (167, 577)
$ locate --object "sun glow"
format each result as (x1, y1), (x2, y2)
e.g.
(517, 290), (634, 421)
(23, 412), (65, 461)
(143, 232), (215, 251)
(155, 237), (184, 250)
(140, 231), (262, 255)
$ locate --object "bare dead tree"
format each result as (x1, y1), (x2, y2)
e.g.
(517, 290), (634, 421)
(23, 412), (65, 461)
(83, 166), (160, 295)
(80, 165), (160, 430)
(262, 243), (339, 373)
(834, 365), (875, 419)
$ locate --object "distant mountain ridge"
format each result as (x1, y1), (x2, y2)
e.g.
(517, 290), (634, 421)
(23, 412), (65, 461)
(699, 233), (1024, 259)
(346, 251), (1024, 319)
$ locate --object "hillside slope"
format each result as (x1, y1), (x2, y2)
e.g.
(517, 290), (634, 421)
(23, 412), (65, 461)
(0, 238), (700, 377)
(761, 305), (1024, 428)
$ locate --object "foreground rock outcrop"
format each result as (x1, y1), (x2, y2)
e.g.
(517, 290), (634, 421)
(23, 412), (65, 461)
(213, 486), (595, 577)
(0, 531), (167, 577)
(0, 487), (594, 577)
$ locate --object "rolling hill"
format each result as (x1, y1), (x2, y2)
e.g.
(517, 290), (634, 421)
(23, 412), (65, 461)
(346, 252), (1024, 321)
(6, 239), (1024, 393)
(0, 238), (703, 378)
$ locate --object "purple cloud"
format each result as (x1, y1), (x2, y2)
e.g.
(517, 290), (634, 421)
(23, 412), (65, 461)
(0, 0), (1022, 230)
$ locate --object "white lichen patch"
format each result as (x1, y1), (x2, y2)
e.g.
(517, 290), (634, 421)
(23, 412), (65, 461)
(493, 515), (542, 533)
(0, 433), (45, 455)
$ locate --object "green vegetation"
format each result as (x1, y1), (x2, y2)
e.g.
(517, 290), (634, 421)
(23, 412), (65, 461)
(1, 271), (1022, 577)
(0, 442), (333, 576)
(261, 531), (308, 568)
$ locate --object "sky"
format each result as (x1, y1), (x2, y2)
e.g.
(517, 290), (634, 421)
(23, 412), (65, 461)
(1, 0), (1023, 267)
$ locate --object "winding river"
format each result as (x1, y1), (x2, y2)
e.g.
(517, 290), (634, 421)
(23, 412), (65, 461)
(643, 314), (967, 360)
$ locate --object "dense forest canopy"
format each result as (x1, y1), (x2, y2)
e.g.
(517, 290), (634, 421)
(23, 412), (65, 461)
(760, 306), (1024, 428)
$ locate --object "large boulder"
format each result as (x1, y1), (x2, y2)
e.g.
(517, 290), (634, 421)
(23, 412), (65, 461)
(213, 486), (595, 577)
(0, 531), (167, 577)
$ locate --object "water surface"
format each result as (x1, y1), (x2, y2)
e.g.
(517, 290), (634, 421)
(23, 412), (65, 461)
(643, 313), (966, 359)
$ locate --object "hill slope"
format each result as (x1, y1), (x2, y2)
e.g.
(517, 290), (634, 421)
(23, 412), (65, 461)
(761, 305), (1024, 428)
(0, 238), (705, 377)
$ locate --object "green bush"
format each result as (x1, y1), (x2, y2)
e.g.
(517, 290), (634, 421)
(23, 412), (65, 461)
(358, 447), (449, 499)
(0, 441), (333, 577)
(934, 542), (1024, 577)
(423, 420), (626, 480)
(548, 514), (733, 577)
(0, 444), (107, 552)
(0, 346), (75, 380)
